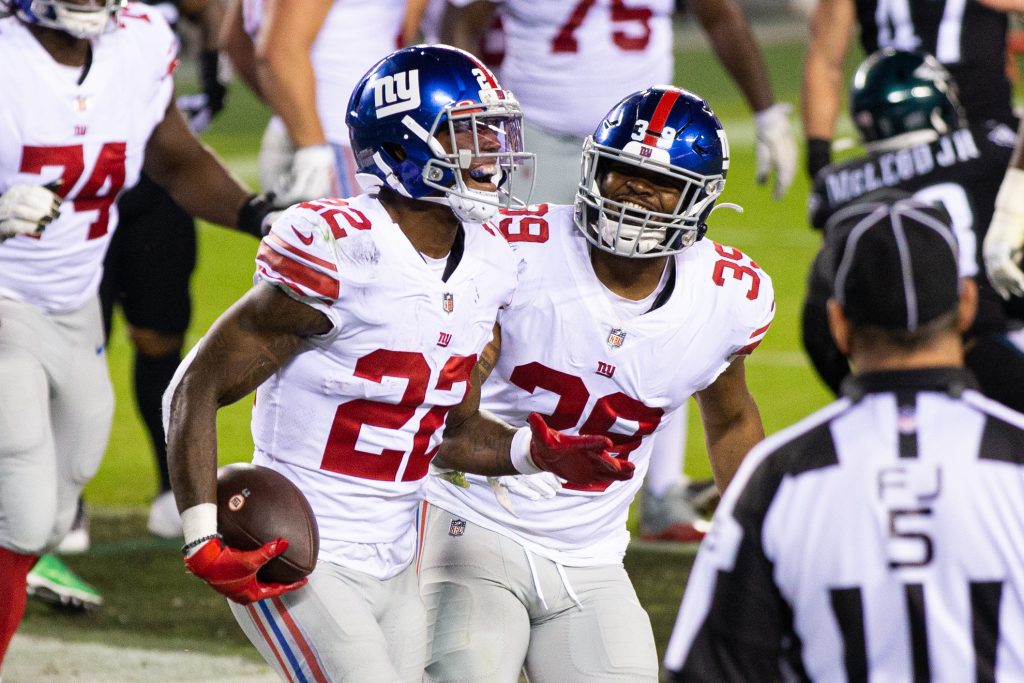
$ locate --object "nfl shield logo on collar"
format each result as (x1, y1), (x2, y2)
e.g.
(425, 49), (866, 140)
(607, 328), (626, 348)
(442, 292), (455, 314)
(449, 519), (466, 537)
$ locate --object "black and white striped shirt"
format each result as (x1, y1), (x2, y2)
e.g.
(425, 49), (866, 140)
(664, 368), (1024, 681)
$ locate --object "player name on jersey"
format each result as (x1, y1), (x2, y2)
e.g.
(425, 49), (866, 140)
(821, 129), (980, 207)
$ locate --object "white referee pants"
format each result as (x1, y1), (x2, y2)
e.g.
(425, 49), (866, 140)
(0, 296), (113, 553)
(419, 503), (658, 683)
(229, 559), (427, 683)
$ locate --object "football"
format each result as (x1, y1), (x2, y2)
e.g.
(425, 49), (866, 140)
(216, 463), (319, 584)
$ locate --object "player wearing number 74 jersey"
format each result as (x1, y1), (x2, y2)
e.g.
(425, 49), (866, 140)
(421, 86), (775, 682)
(0, 0), (274, 671)
(164, 45), (634, 683)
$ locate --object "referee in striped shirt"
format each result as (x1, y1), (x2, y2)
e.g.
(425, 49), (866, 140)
(663, 197), (1024, 681)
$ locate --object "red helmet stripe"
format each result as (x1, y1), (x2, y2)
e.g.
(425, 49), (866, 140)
(465, 53), (499, 88)
(643, 89), (681, 145)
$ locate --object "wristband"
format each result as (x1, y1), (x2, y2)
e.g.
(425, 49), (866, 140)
(510, 426), (541, 474)
(181, 502), (218, 545)
(806, 138), (832, 179)
(237, 193), (275, 238)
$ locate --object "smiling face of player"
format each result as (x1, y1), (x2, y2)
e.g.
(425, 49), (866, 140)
(594, 160), (686, 257)
(600, 161), (686, 221)
(435, 117), (510, 194)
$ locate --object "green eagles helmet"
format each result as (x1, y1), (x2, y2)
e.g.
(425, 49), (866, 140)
(850, 48), (965, 144)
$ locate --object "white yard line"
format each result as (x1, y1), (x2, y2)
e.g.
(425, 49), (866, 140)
(5, 633), (279, 683)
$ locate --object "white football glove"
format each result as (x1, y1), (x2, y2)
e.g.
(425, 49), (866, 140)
(984, 167), (1024, 299)
(273, 144), (337, 206)
(754, 103), (797, 201)
(258, 118), (296, 195)
(487, 472), (564, 516)
(0, 183), (62, 241)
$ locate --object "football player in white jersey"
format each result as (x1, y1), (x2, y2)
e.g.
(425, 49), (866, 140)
(220, 0), (418, 206)
(442, 0), (797, 204)
(0, 0), (275, 671)
(441, 0), (795, 542)
(421, 86), (775, 682)
(164, 45), (634, 683)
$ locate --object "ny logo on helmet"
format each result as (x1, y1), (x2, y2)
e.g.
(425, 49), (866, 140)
(372, 69), (421, 118)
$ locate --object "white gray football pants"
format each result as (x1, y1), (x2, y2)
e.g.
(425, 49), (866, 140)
(229, 559), (427, 683)
(0, 296), (113, 553)
(419, 503), (658, 682)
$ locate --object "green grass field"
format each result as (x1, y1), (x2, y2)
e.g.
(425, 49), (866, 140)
(14, 29), (873, 677)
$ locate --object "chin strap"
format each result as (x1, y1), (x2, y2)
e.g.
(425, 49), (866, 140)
(420, 189), (501, 223)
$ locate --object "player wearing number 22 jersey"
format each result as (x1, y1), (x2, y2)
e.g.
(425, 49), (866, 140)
(421, 87), (774, 682)
(165, 46), (635, 683)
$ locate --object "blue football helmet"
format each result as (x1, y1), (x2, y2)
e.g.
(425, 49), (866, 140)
(575, 86), (730, 257)
(347, 44), (534, 222)
(5, 0), (126, 38)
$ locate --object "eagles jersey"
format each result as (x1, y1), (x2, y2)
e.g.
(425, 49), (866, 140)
(449, 0), (675, 139)
(241, 0), (404, 146)
(426, 204), (774, 566)
(809, 123), (1019, 335)
(251, 194), (518, 579)
(0, 6), (176, 313)
(855, 0), (1015, 127)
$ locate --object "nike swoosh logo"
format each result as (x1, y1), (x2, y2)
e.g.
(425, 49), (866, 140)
(292, 227), (314, 245)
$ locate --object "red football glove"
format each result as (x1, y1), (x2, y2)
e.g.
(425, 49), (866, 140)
(184, 537), (307, 604)
(526, 412), (635, 484)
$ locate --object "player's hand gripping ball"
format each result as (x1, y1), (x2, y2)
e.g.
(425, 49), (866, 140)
(216, 463), (319, 583)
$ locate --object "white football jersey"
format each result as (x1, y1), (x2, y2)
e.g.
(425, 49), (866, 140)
(251, 193), (519, 578)
(241, 0), (405, 146)
(426, 204), (774, 566)
(449, 0), (674, 138)
(0, 7), (176, 313)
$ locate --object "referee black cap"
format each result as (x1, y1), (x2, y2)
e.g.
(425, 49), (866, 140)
(825, 195), (960, 332)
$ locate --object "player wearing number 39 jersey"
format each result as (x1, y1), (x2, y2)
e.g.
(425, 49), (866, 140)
(164, 45), (634, 683)
(421, 86), (774, 682)
(0, 0), (273, 671)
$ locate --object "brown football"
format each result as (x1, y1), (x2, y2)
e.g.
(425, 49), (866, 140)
(216, 463), (319, 584)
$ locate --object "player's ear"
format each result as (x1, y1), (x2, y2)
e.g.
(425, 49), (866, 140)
(826, 298), (851, 356)
(956, 277), (977, 334)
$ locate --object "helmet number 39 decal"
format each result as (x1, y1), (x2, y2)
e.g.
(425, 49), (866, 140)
(373, 69), (421, 118)
(630, 119), (675, 149)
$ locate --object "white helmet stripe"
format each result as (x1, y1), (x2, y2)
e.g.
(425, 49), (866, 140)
(402, 115), (447, 158)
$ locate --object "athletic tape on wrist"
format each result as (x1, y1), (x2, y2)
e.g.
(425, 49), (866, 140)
(510, 426), (541, 475)
(181, 503), (218, 546)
